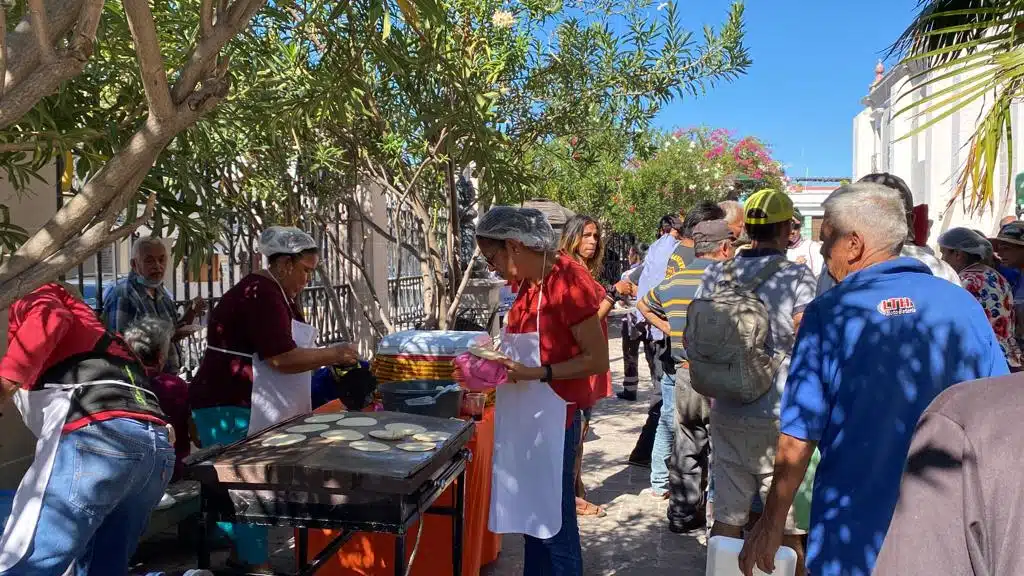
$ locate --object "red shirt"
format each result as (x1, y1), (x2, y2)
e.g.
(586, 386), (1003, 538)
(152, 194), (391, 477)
(589, 280), (612, 403)
(149, 371), (191, 480)
(0, 283), (166, 432)
(505, 254), (601, 426)
(189, 273), (302, 410)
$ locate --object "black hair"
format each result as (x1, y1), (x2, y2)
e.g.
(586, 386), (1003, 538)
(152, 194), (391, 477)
(267, 247), (319, 267)
(658, 214), (681, 235)
(681, 201), (726, 239)
(745, 221), (792, 243)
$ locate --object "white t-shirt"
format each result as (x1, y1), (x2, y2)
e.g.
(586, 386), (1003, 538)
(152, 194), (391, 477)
(787, 239), (825, 278)
(696, 252), (817, 419)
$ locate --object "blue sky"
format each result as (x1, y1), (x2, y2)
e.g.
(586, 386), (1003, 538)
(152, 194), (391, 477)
(654, 0), (921, 179)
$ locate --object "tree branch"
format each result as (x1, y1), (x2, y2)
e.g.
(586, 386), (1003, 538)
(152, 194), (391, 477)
(1, 5), (8, 99)
(200, 0), (214, 38)
(123, 0), (175, 120)
(3, 0), (83, 91)
(445, 247), (479, 327)
(27, 0), (56, 64)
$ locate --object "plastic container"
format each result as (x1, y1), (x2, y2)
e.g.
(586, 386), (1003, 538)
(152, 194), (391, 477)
(379, 380), (465, 418)
(375, 330), (488, 357)
(706, 536), (797, 576)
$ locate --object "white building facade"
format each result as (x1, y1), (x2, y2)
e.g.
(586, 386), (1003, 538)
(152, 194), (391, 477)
(852, 60), (1021, 243)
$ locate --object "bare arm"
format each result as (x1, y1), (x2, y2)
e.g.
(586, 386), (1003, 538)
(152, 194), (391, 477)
(266, 344), (359, 375)
(0, 378), (18, 409)
(638, 299), (670, 335)
(504, 314), (609, 382)
(793, 312), (805, 335)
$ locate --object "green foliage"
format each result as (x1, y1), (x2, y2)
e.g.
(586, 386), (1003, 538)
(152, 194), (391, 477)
(538, 126), (785, 240)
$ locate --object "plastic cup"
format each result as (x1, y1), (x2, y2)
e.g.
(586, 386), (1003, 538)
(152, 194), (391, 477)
(465, 392), (486, 421)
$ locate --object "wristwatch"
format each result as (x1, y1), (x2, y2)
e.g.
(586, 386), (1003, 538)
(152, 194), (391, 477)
(541, 365), (553, 383)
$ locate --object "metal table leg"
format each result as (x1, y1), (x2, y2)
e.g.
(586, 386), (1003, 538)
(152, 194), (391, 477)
(394, 534), (406, 576)
(196, 488), (211, 569)
(453, 470), (465, 576)
(298, 528), (309, 570)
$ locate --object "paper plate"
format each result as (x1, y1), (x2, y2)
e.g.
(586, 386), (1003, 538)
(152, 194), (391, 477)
(320, 429), (364, 441)
(262, 433), (305, 447)
(286, 424), (330, 434)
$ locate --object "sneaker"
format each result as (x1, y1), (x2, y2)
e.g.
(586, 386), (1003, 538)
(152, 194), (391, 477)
(641, 487), (669, 500)
(616, 390), (638, 401)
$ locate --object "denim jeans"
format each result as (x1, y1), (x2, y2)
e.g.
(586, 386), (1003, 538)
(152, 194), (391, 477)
(6, 418), (174, 576)
(523, 410), (583, 576)
(650, 374), (676, 494)
(191, 406), (269, 565)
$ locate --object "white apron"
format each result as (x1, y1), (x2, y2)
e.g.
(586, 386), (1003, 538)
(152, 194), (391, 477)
(488, 279), (568, 539)
(206, 273), (319, 437)
(0, 379), (159, 571)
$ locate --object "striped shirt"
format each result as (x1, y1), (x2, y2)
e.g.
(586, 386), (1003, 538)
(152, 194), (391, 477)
(641, 258), (713, 365)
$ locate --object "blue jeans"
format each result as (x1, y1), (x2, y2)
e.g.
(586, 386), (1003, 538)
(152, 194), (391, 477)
(190, 406), (268, 565)
(523, 410), (583, 576)
(650, 375), (676, 494)
(5, 418), (174, 576)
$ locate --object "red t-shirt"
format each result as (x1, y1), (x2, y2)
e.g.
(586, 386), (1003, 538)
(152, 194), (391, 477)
(189, 273), (302, 410)
(0, 283), (166, 432)
(505, 254), (601, 427)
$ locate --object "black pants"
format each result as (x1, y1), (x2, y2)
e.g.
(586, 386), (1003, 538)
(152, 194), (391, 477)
(629, 336), (672, 463)
(667, 370), (710, 527)
(620, 317), (643, 393)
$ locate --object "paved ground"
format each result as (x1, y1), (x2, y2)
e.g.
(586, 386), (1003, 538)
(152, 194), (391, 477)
(133, 330), (709, 575)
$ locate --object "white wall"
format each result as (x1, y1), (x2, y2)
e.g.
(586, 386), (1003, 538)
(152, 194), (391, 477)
(853, 65), (1018, 245)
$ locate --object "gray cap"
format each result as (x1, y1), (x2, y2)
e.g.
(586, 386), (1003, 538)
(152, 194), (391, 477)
(476, 206), (557, 251)
(692, 220), (735, 245)
(259, 226), (317, 257)
(938, 227), (992, 259)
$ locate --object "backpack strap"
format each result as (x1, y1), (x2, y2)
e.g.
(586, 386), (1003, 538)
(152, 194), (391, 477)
(742, 257), (791, 293)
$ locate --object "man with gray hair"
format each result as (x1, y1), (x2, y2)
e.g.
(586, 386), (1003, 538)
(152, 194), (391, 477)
(103, 236), (206, 373)
(816, 172), (959, 295)
(739, 182), (1009, 576)
(718, 200), (744, 239)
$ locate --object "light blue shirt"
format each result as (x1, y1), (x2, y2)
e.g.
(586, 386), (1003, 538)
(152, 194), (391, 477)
(632, 233), (679, 340)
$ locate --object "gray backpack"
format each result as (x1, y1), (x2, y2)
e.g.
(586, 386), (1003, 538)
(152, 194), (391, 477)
(684, 258), (790, 404)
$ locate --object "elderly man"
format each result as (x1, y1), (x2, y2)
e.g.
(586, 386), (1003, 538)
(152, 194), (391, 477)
(719, 200), (745, 239)
(739, 182), (1009, 576)
(638, 219), (735, 533)
(816, 173), (959, 295)
(786, 208), (823, 278)
(102, 236), (206, 373)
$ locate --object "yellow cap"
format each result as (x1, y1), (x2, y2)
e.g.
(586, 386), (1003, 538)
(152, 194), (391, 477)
(744, 189), (794, 225)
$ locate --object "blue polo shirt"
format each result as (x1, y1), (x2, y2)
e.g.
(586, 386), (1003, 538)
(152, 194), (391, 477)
(781, 258), (1009, 576)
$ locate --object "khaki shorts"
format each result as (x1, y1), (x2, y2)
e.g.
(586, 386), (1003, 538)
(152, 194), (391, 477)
(711, 411), (803, 535)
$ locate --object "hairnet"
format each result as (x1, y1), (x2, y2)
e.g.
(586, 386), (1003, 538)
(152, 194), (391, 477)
(938, 227), (992, 259)
(476, 206), (557, 251)
(260, 226), (317, 257)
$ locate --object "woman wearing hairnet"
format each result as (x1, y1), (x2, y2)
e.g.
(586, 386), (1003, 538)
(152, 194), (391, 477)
(478, 207), (609, 575)
(938, 227), (1022, 370)
(189, 226), (359, 571)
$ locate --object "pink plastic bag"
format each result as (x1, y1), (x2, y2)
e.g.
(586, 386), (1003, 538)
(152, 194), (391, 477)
(454, 352), (508, 391)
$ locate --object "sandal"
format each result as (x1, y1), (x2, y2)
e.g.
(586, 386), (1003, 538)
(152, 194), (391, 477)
(575, 498), (607, 517)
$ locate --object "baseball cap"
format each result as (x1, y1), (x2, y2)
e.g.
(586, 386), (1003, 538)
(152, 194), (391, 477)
(991, 221), (1024, 247)
(791, 207), (804, 225)
(938, 227), (992, 258)
(692, 220), (736, 245)
(744, 189), (794, 225)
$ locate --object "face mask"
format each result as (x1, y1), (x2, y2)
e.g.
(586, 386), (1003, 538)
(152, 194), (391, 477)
(134, 273), (164, 290)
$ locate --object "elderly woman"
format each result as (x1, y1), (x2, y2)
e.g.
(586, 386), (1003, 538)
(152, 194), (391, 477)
(478, 207), (609, 575)
(938, 227), (1022, 370)
(188, 226), (358, 571)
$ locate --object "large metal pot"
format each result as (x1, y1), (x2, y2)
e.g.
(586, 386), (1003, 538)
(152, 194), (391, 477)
(379, 380), (464, 418)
